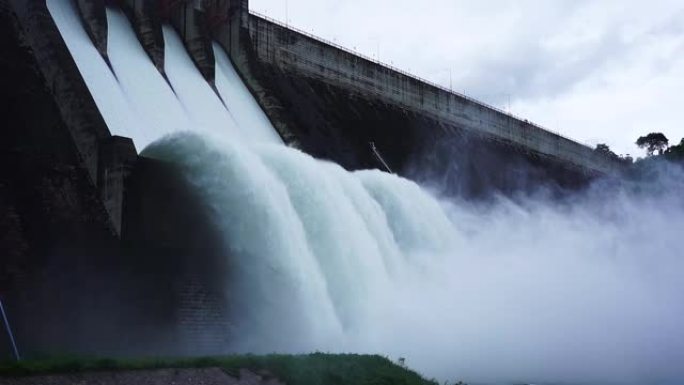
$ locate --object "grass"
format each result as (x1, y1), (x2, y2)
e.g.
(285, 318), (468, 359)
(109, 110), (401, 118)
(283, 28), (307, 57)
(0, 353), (438, 385)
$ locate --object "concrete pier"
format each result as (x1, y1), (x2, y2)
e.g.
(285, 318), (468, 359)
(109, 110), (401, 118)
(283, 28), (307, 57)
(119, 0), (166, 74)
(75, 0), (109, 63)
(98, 136), (137, 236)
(164, 0), (217, 84)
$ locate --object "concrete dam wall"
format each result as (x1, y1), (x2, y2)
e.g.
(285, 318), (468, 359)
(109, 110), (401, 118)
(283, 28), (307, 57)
(1, 0), (623, 359)
(238, 12), (617, 175)
(0, 0), (239, 359)
(206, 1), (621, 195)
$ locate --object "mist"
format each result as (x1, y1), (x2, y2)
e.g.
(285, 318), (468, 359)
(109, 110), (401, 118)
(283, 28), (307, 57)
(380, 166), (684, 384)
(144, 132), (684, 385)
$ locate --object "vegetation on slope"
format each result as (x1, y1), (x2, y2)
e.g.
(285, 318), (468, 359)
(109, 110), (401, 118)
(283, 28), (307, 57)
(594, 132), (684, 166)
(0, 354), (437, 385)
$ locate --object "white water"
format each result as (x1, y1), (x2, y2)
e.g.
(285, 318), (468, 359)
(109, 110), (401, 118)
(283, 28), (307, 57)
(146, 133), (684, 385)
(214, 43), (283, 144)
(48, 1), (684, 383)
(161, 25), (243, 141)
(105, 8), (193, 148)
(47, 0), (144, 143)
(48, 0), (281, 149)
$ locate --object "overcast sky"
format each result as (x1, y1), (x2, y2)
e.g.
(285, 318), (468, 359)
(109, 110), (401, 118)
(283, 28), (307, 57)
(251, 0), (684, 157)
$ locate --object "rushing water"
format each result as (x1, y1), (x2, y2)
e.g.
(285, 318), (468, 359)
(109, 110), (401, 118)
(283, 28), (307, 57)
(144, 133), (684, 385)
(48, 0), (684, 383)
(47, 0), (278, 149)
(48, 0), (143, 142)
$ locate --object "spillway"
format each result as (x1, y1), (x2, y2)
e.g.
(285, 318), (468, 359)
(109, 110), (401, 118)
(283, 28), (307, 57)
(44, 1), (684, 384)
(161, 24), (242, 141)
(106, 8), (193, 147)
(47, 0), (280, 149)
(47, 0), (144, 143)
(214, 43), (283, 144)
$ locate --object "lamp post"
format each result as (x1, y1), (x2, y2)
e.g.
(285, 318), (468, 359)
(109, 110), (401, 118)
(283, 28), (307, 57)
(449, 69), (452, 91)
(437, 68), (452, 91)
(0, 297), (20, 361)
(368, 38), (381, 62)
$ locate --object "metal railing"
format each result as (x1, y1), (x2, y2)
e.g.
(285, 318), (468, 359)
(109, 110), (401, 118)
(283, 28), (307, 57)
(370, 142), (394, 174)
(0, 298), (20, 361)
(248, 11), (601, 152)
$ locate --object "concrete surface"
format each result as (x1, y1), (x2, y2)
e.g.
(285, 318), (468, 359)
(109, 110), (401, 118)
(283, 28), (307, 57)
(240, 12), (620, 175)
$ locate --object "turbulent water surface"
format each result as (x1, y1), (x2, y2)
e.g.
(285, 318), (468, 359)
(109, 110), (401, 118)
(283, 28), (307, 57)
(145, 133), (684, 385)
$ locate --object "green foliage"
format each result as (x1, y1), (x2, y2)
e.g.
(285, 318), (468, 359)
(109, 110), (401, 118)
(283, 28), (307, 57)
(631, 136), (684, 167)
(636, 132), (669, 156)
(664, 138), (684, 161)
(594, 143), (633, 164)
(594, 143), (614, 155)
(0, 354), (437, 385)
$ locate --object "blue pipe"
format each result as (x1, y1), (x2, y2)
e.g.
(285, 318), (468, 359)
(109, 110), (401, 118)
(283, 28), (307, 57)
(0, 298), (20, 361)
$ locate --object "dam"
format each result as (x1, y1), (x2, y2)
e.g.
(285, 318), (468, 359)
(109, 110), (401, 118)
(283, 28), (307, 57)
(7, 1), (681, 383)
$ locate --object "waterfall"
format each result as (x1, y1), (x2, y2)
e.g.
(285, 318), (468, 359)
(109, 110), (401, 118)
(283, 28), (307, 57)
(145, 132), (684, 385)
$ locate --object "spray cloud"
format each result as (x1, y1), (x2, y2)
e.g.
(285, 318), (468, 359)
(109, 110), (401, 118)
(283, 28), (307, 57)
(145, 132), (684, 385)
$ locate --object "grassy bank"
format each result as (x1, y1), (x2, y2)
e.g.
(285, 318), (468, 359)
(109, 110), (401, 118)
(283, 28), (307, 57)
(0, 353), (437, 385)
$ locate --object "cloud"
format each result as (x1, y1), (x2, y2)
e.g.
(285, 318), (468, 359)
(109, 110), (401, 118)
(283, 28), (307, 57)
(251, 0), (684, 156)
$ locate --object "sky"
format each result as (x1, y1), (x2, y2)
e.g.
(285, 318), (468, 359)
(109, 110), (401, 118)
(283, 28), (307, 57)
(251, 0), (684, 157)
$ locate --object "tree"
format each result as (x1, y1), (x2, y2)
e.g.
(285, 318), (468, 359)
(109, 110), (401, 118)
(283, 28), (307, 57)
(594, 143), (634, 164)
(665, 137), (684, 161)
(636, 133), (669, 156)
(620, 154), (634, 164)
(594, 143), (624, 160)
(595, 143), (617, 157)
